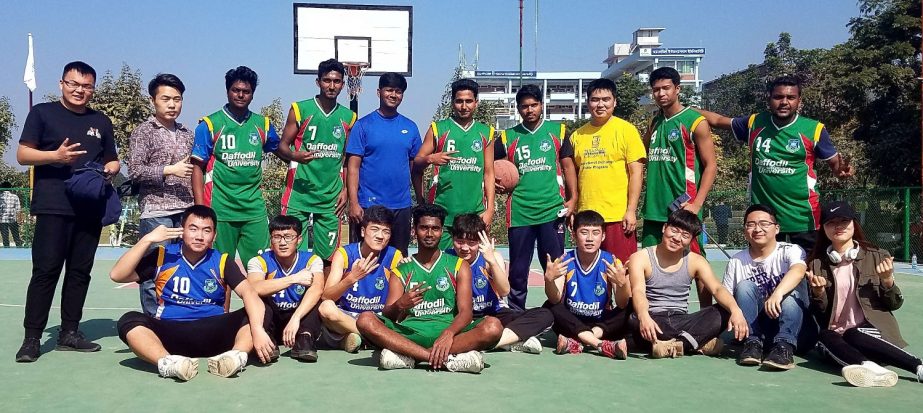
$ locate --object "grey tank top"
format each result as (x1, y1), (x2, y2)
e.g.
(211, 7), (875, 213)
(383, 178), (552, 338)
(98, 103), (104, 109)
(645, 247), (692, 314)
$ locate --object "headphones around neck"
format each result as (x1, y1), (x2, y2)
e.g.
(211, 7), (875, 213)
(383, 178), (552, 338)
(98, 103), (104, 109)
(827, 241), (860, 264)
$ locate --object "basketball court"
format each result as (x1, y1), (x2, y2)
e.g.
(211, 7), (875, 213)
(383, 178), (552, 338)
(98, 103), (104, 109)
(2, 249), (923, 411)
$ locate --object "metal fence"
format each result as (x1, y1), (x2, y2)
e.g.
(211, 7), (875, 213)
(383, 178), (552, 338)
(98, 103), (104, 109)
(1, 187), (920, 261)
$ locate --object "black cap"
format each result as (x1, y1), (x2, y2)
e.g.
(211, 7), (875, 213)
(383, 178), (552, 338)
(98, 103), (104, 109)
(821, 201), (856, 225)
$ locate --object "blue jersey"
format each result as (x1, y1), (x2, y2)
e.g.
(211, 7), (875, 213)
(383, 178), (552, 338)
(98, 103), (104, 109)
(562, 250), (613, 319)
(344, 111), (422, 209)
(255, 250), (320, 312)
(153, 243), (229, 321)
(335, 242), (403, 314)
(447, 249), (505, 317)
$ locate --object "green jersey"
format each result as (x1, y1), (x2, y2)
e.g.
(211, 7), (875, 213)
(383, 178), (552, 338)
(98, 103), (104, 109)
(499, 120), (568, 227)
(426, 119), (493, 225)
(281, 98), (356, 213)
(643, 107), (706, 222)
(742, 112), (830, 233)
(395, 252), (463, 318)
(195, 108), (279, 221)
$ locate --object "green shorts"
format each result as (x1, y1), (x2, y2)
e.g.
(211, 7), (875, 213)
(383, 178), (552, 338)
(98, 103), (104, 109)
(216, 217), (269, 264)
(641, 220), (665, 248)
(287, 209), (342, 261)
(378, 314), (482, 348)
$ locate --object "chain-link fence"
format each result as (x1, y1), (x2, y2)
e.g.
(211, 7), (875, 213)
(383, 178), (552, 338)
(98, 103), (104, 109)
(2, 186), (920, 261)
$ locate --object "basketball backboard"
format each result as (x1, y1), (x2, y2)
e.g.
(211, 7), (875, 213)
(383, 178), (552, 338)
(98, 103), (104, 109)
(293, 3), (413, 76)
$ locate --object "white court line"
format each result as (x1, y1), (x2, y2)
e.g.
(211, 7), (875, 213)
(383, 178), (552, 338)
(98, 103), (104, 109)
(0, 303), (134, 311)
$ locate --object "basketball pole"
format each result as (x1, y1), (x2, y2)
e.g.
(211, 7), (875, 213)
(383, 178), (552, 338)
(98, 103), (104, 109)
(350, 95), (358, 114)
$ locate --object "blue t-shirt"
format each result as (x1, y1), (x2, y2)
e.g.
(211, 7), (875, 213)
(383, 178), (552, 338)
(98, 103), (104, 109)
(563, 250), (613, 320)
(345, 111), (422, 209)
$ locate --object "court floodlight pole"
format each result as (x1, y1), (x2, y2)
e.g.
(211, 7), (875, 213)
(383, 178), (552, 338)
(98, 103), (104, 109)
(518, 0), (523, 88)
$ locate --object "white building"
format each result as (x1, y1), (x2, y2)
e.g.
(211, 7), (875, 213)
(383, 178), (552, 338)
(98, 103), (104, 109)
(602, 28), (705, 92)
(462, 70), (600, 129)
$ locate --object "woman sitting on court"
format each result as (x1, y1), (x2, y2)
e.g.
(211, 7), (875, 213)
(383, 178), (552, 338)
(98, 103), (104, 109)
(806, 201), (923, 387)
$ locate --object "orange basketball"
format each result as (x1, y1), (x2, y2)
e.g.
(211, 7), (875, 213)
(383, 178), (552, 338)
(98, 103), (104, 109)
(494, 159), (520, 194)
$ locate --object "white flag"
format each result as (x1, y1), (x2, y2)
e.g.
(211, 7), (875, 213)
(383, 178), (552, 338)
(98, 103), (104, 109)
(23, 33), (36, 92)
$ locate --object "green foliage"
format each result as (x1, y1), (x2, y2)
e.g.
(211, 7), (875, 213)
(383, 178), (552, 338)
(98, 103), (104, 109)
(259, 98), (287, 199)
(0, 97), (15, 159)
(88, 64), (153, 163)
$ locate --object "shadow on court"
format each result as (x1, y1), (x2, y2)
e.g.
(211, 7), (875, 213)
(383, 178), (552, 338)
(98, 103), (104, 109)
(118, 357), (157, 375)
(40, 318), (117, 350)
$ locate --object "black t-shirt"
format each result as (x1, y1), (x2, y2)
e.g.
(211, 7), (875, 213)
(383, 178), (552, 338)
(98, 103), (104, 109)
(135, 248), (246, 290)
(19, 101), (118, 215)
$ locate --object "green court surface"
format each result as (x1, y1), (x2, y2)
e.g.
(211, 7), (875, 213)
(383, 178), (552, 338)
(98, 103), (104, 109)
(2, 259), (922, 412)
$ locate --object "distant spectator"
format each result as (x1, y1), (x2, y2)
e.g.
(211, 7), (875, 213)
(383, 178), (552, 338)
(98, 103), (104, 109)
(0, 181), (22, 247)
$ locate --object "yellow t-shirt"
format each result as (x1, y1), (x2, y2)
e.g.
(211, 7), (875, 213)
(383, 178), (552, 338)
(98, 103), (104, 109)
(569, 116), (646, 222)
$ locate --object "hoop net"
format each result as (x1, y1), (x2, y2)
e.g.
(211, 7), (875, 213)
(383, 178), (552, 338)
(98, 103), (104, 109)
(344, 62), (370, 100)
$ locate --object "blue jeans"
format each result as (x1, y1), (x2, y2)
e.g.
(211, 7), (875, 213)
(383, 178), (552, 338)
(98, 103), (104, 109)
(138, 214), (183, 316)
(733, 279), (806, 348)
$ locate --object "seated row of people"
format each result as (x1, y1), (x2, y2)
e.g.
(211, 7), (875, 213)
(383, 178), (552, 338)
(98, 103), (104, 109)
(109, 201), (922, 388)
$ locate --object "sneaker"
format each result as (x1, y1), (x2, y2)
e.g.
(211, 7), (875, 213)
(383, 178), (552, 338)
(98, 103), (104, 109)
(651, 339), (684, 359)
(598, 339), (628, 360)
(207, 350), (248, 378)
(762, 342), (795, 370)
(269, 345), (281, 362)
(340, 332), (362, 354)
(842, 361), (898, 387)
(15, 338), (41, 363)
(379, 349), (415, 370)
(506, 336), (543, 354)
(56, 330), (101, 352)
(158, 355), (198, 381)
(916, 364), (923, 383)
(737, 340), (763, 366)
(291, 333), (318, 363)
(445, 351), (485, 374)
(555, 335), (584, 355)
(698, 337), (725, 357)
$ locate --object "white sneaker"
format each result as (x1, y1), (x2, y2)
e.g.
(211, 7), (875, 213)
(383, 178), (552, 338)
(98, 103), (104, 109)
(506, 336), (543, 354)
(341, 332), (362, 353)
(445, 351), (485, 374)
(842, 361), (898, 387)
(207, 350), (248, 378)
(379, 349), (415, 370)
(158, 355), (198, 381)
(916, 364), (923, 383)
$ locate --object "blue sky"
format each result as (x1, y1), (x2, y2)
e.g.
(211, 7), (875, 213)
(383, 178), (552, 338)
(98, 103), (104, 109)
(1, 0), (860, 167)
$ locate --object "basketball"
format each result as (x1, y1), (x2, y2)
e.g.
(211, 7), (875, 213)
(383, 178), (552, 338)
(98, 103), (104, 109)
(494, 159), (519, 193)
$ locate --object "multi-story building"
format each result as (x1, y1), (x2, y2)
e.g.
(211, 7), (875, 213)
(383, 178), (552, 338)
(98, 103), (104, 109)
(462, 69), (600, 129)
(602, 28), (705, 92)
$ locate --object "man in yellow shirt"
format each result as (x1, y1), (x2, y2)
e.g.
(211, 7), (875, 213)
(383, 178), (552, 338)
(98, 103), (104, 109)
(568, 78), (646, 263)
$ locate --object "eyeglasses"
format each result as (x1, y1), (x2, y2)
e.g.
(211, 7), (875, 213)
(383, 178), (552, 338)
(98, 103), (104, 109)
(271, 234), (298, 243)
(744, 220), (777, 230)
(62, 79), (95, 91)
(665, 226), (693, 241)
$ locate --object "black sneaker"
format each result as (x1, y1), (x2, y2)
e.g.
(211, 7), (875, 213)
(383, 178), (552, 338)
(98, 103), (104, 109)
(762, 342), (795, 370)
(737, 339), (763, 366)
(55, 330), (101, 352)
(291, 333), (318, 363)
(15, 338), (41, 362)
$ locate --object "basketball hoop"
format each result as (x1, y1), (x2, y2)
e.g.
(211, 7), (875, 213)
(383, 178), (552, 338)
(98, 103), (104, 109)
(344, 62), (370, 100)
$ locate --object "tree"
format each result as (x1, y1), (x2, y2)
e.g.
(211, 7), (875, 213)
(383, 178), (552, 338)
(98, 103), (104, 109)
(0, 96), (15, 159)
(259, 98), (287, 217)
(89, 64), (154, 162)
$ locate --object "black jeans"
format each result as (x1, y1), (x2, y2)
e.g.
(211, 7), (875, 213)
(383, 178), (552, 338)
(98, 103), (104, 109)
(817, 323), (923, 373)
(507, 219), (565, 311)
(23, 214), (102, 338)
(264, 304), (323, 345)
(776, 231), (817, 255)
(544, 300), (631, 340)
(0, 222), (21, 246)
(349, 206), (412, 257)
(631, 306), (730, 352)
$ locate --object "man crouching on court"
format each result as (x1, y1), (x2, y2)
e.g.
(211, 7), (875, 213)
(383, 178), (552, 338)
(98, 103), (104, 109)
(109, 205), (275, 381)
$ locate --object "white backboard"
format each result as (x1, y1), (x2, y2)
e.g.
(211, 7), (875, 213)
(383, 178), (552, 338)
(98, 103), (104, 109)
(294, 3), (413, 76)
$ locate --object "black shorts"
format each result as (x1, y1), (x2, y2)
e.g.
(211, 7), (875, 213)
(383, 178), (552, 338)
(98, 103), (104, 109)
(117, 309), (250, 358)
